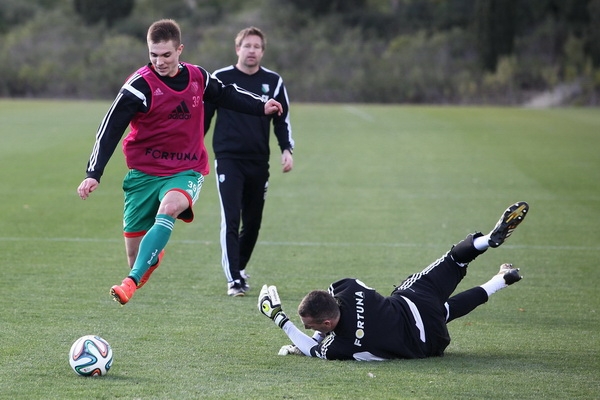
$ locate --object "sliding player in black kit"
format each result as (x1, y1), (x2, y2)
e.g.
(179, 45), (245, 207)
(258, 201), (529, 360)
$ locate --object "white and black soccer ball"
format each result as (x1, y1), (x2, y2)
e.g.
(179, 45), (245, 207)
(68, 335), (113, 376)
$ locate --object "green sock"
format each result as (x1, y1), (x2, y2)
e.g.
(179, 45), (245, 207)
(129, 214), (175, 283)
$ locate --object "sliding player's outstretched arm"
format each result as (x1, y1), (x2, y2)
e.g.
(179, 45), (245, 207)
(258, 285), (319, 356)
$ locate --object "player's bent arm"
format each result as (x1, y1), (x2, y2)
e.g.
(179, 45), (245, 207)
(85, 82), (146, 182)
(280, 320), (319, 357)
(258, 285), (318, 357)
(201, 67), (269, 116)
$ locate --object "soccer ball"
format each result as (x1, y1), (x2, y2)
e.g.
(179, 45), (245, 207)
(68, 335), (113, 376)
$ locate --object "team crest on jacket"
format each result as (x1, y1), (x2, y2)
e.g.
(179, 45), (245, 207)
(261, 84), (269, 94)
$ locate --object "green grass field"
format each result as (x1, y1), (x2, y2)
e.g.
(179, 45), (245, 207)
(0, 99), (599, 399)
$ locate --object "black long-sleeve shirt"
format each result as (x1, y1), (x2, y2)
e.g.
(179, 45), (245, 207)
(204, 65), (294, 161)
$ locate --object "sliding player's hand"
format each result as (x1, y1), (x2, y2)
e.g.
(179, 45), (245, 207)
(258, 284), (289, 328)
(278, 344), (303, 356)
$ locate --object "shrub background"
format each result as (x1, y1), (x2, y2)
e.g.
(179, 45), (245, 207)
(1, 0), (599, 104)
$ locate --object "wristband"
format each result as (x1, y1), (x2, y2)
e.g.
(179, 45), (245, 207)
(274, 312), (289, 329)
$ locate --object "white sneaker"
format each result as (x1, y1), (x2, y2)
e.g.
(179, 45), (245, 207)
(227, 281), (245, 297)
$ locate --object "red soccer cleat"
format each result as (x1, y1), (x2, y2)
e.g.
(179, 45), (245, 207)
(110, 277), (137, 305)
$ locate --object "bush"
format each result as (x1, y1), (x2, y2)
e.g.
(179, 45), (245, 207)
(0, 0), (598, 104)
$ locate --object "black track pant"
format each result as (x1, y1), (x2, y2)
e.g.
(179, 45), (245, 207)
(391, 233), (490, 356)
(215, 158), (269, 283)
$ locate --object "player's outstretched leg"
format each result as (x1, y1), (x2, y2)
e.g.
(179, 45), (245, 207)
(445, 263), (523, 323)
(452, 201), (530, 265)
(479, 263), (522, 297)
(497, 262), (522, 285)
(488, 201), (529, 248)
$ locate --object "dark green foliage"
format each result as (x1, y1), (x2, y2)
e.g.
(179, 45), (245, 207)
(287, 0), (367, 16)
(73, 0), (134, 26)
(0, 0), (598, 103)
(474, 0), (517, 71)
(433, 0), (477, 30)
(0, 0), (39, 34)
(588, 0), (600, 66)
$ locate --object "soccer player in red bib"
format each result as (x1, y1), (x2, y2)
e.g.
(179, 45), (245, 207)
(77, 19), (283, 305)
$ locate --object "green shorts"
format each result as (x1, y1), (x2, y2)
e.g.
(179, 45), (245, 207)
(122, 169), (204, 235)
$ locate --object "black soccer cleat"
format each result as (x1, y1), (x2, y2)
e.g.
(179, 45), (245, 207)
(489, 201), (529, 248)
(497, 263), (522, 285)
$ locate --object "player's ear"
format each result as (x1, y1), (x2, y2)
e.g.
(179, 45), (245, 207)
(324, 315), (340, 331)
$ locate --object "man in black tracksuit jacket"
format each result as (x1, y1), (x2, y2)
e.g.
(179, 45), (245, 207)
(204, 27), (295, 297)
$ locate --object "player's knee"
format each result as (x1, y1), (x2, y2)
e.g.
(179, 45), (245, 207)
(159, 192), (189, 217)
(157, 200), (182, 217)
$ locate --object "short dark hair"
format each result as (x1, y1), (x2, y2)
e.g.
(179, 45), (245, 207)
(235, 26), (266, 49)
(298, 290), (340, 323)
(147, 19), (181, 46)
